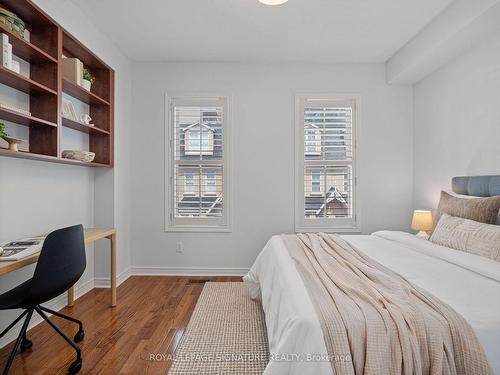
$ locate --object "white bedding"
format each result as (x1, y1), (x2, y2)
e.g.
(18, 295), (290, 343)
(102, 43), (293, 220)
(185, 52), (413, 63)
(244, 231), (500, 375)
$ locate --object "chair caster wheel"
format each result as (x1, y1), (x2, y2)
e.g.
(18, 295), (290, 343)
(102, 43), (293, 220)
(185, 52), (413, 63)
(68, 358), (82, 374)
(74, 330), (84, 342)
(20, 339), (32, 352)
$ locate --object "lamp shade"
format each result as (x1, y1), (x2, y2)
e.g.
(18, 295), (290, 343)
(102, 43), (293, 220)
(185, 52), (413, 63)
(411, 210), (433, 231)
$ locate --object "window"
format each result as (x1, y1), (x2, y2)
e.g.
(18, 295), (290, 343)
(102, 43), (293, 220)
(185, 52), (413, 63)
(185, 124), (214, 155)
(166, 96), (231, 231)
(311, 172), (321, 193)
(184, 172), (196, 194)
(205, 172), (217, 194)
(295, 95), (358, 232)
(304, 125), (321, 155)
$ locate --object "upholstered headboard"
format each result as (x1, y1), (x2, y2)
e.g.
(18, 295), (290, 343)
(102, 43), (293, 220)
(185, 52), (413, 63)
(452, 175), (500, 197)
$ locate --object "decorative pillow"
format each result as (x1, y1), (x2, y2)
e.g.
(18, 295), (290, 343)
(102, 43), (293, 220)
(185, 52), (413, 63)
(433, 191), (500, 232)
(445, 190), (500, 225)
(430, 214), (500, 261)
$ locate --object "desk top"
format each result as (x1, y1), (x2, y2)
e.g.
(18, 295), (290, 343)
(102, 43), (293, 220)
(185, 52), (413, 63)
(0, 228), (115, 276)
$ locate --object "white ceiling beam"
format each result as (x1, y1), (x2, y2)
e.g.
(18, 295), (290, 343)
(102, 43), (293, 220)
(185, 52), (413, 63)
(386, 0), (500, 85)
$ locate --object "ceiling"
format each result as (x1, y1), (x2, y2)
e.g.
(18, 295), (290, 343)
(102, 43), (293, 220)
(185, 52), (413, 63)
(71, 0), (453, 63)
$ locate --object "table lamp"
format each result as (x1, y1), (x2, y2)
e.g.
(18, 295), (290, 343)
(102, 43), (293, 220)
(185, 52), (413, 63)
(411, 210), (433, 239)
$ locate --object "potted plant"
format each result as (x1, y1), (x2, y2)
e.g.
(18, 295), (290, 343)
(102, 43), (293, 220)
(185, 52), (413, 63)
(82, 68), (95, 91)
(0, 122), (8, 139)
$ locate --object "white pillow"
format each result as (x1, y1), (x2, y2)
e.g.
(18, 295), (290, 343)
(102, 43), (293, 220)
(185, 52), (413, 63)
(430, 213), (500, 262)
(445, 190), (500, 225)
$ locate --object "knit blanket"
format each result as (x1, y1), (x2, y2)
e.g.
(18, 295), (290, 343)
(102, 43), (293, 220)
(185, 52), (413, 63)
(282, 233), (491, 375)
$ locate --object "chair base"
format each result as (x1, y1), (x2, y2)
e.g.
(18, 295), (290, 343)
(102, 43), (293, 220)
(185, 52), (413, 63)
(1, 305), (84, 375)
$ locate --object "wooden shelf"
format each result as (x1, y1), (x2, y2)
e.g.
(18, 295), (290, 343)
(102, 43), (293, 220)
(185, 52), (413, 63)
(58, 157), (110, 168)
(0, 147), (57, 162)
(0, 0), (58, 28)
(0, 24), (57, 64)
(0, 0), (114, 168)
(0, 65), (57, 95)
(62, 30), (109, 70)
(62, 79), (110, 106)
(0, 148), (110, 167)
(62, 116), (109, 135)
(0, 106), (57, 128)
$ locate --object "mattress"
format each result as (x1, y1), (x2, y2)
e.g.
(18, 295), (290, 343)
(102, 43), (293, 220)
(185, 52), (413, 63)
(244, 231), (500, 374)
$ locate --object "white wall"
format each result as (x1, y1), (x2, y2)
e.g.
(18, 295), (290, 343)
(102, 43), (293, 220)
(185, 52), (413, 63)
(413, 31), (500, 210)
(130, 62), (414, 273)
(0, 0), (133, 347)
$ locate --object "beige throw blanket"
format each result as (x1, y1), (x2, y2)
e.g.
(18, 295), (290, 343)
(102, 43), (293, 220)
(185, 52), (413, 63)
(282, 233), (492, 375)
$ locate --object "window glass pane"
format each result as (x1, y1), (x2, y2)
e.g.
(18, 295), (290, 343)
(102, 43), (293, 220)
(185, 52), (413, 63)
(304, 106), (352, 161)
(175, 106), (222, 160)
(205, 172), (216, 193)
(174, 165), (223, 218)
(304, 165), (352, 219)
(186, 129), (212, 153)
(311, 173), (321, 192)
(184, 172), (195, 193)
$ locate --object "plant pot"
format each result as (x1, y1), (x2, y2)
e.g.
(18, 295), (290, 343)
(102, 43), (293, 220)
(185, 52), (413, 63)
(82, 79), (91, 91)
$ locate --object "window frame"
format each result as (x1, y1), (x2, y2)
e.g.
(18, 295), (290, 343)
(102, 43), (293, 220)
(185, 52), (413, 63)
(294, 94), (360, 233)
(165, 94), (232, 232)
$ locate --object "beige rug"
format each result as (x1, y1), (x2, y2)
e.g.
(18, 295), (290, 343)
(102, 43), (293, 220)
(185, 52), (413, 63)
(168, 282), (269, 374)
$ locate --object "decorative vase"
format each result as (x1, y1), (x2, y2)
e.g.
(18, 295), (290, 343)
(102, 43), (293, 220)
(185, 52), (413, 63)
(2, 136), (24, 152)
(82, 79), (91, 91)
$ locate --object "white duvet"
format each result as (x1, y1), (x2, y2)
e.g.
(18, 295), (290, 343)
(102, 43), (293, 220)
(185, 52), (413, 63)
(244, 231), (500, 375)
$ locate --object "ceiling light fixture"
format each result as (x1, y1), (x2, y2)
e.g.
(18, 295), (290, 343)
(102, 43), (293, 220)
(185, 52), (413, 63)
(258, 0), (289, 5)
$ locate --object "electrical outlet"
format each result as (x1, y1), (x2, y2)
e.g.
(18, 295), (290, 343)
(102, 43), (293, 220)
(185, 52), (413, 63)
(176, 241), (183, 253)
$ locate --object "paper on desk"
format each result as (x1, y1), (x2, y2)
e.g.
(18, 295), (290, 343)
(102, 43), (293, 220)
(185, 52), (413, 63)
(0, 236), (45, 261)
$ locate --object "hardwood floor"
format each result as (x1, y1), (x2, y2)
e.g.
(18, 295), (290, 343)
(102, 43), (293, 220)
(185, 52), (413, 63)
(0, 276), (242, 374)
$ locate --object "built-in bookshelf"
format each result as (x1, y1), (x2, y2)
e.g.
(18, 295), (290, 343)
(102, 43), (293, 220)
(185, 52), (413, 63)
(0, 0), (114, 167)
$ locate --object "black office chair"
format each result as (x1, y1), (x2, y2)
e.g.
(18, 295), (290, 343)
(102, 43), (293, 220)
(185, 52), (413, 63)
(0, 225), (86, 375)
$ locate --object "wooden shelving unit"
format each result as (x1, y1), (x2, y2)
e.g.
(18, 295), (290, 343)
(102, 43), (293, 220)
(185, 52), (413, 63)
(62, 116), (109, 135)
(0, 0), (114, 167)
(0, 107), (57, 128)
(62, 79), (110, 106)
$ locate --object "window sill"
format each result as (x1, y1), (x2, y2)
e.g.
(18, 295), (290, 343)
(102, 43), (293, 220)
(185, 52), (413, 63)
(165, 225), (232, 233)
(184, 151), (214, 156)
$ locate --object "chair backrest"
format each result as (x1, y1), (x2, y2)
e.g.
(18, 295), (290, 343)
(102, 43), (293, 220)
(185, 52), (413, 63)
(26, 225), (86, 305)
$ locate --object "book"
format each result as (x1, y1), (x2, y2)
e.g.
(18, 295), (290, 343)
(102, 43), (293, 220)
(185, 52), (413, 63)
(0, 33), (11, 69)
(62, 57), (83, 86)
(6, 42), (11, 69)
(0, 236), (45, 261)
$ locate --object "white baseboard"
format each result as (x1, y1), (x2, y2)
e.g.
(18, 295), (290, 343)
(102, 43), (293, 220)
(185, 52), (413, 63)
(131, 266), (249, 276)
(94, 267), (131, 288)
(0, 278), (95, 349)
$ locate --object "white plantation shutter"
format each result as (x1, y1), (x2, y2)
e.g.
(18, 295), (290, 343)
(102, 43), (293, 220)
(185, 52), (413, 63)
(295, 96), (358, 231)
(166, 96), (230, 231)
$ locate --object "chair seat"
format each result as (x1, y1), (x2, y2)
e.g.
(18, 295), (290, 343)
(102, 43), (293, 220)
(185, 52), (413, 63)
(0, 279), (32, 310)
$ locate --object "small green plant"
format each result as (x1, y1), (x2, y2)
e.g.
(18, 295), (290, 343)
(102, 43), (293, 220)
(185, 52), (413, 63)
(0, 122), (9, 138)
(83, 68), (95, 83)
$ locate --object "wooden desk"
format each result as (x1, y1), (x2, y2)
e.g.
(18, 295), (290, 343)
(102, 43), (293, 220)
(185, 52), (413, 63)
(0, 228), (117, 307)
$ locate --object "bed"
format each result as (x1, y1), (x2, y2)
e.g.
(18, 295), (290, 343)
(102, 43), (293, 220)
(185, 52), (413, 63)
(244, 176), (500, 375)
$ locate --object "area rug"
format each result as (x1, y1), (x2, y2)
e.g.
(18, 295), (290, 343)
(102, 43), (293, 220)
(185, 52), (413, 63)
(168, 282), (269, 374)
